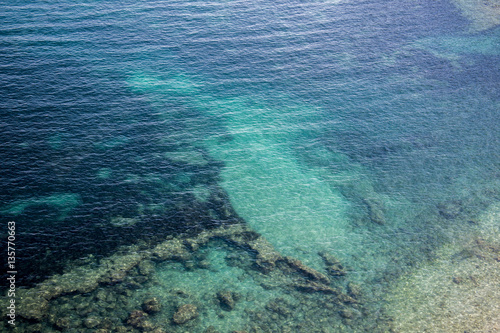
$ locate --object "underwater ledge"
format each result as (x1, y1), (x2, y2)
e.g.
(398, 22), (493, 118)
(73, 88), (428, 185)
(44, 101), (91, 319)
(2, 222), (393, 333)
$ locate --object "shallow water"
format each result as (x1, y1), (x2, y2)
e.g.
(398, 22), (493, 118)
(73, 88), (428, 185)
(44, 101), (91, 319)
(1, 0), (499, 331)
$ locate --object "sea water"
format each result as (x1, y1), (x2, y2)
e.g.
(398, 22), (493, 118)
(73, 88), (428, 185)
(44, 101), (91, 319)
(1, 0), (499, 331)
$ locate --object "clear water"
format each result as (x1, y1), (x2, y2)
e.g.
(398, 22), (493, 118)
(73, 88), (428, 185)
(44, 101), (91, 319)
(1, 0), (499, 331)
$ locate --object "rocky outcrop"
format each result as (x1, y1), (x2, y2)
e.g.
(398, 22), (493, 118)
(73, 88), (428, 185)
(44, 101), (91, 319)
(10, 223), (371, 332)
(127, 310), (149, 328)
(248, 237), (283, 272)
(292, 281), (339, 294)
(217, 290), (236, 311)
(319, 251), (347, 277)
(284, 256), (330, 284)
(142, 297), (162, 313)
(173, 304), (198, 325)
(364, 198), (385, 225)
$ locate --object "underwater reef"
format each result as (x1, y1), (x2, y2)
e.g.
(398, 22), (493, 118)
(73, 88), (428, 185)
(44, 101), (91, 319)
(2, 223), (394, 332)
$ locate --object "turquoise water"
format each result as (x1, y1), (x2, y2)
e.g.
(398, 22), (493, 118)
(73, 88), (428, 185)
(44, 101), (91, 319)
(1, 0), (499, 331)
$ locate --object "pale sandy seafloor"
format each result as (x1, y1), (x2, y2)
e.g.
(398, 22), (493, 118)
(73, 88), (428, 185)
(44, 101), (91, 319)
(452, 0), (500, 31)
(383, 2), (500, 331)
(386, 203), (500, 332)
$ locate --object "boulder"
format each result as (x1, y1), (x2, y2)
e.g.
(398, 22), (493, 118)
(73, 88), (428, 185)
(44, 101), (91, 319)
(142, 297), (162, 313)
(173, 304), (198, 325)
(319, 251), (346, 277)
(217, 290), (236, 311)
(127, 310), (148, 328)
(364, 198), (385, 225)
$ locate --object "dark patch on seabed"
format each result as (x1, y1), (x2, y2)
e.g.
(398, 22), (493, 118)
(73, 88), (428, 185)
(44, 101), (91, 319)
(0, 87), (232, 287)
(0, 174), (239, 287)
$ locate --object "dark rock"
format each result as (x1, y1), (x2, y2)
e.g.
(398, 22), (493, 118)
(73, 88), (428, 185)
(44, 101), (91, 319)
(127, 310), (148, 328)
(205, 326), (220, 333)
(173, 304), (198, 325)
(142, 297), (162, 313)
(84, 315), (101, 329)
(284, 257), (330, 284)
(109, 269), (127, 284)
(25, 323), (43, 332)
(339, 308), (355, 319)
(96, 289), (108, 301)
(438, 201), (462, 219)
(217, 290), (236, 311)
(265, 299), (292, 317)
(153, 239), (191, 261)
(319, 251), (347, 277)
(338, 293), (358, 304)
(18, 294), (49, 321)
(140, 319), (155, 331)
(184, 260), (196, 270)
(198, 259), (211, 269)
(364, 198), (385, 225)
(152, 328), (168, 333)
(293, 281), (338, 294)
(54, 317), (71, 329)
(247, 237), (282, 272)
(99, 317), (114, 330)
(347, 282), (362, 299)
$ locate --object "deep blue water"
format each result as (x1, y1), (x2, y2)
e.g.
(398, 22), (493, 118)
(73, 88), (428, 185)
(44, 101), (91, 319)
(1, 0), (499, 327)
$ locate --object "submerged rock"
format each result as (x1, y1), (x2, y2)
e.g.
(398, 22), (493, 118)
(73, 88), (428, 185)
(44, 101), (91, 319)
(54, 316), (71, 329)
(318, 251), (347, 277)
(173, 304), (198, 325)
(363, 198), (385, 225)
(127, 310), (148, 328)
(151, 328), (168, 333)
(217, 290), (236, 311)
(347, 282), (362, 299)
(438, 201), (463, 219)
(284, 256), (330, 284)
(142, 297), (162, 313)
(292, 281), (338, 294)
(153, 238), (191, 261)
(138, 260), (155, 276)
(17, 292), (50, 321)
(247, 237), (282, 273)
(265, 298), (292, 317)
(84, 315), (101, 329)
(339, 307), (361, 319)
